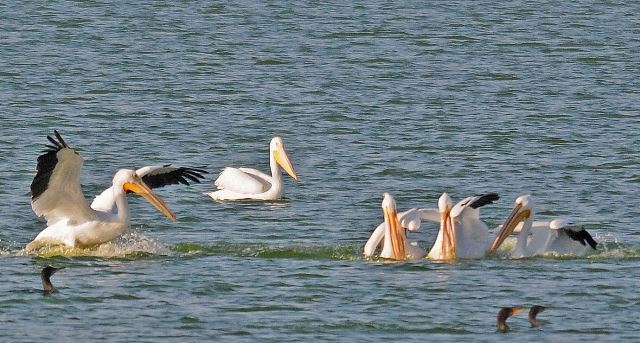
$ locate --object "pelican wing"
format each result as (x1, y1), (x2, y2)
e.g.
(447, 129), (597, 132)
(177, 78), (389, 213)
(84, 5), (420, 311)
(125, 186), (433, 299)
(400, 208), (439, 231)
(31, 130), (94, 226)
(238, 167), (273, 185)
(137, 165), (208, 189)
(467, 192), (500, 209)
(364, 223), (385, 257)
(451, 192), (499, 219)
(561, 227), (598, 250)
(214, 167), (271, 194)
(91, 165), (207, 212)
(90, 187), (116, 213)
(548, 218), (597, 250)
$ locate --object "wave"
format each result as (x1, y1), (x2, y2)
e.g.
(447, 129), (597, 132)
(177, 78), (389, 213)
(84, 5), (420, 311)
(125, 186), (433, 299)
(492, 232), (640, 260)
(11, 234), (362, 261)
(171, 242), (362, 261)
(6, 231), (640, 261)
(588, 232), (640, 259)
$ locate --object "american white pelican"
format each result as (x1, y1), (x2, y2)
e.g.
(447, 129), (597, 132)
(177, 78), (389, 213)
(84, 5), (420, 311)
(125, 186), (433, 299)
(488, 195), (598, 258)
(204, 137), (298, 201)
(363, 193), (430, 260)
(26, 130), (206, 251)
(427, 192), (500, 260)
(426, 193), (456, 260)
(364, 204), (439, 260)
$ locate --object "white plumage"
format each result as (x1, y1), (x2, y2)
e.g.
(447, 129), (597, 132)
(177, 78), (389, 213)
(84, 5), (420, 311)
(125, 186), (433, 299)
(27, 131), (205, 251)
(489, 195), (598, 258)
(428, 192), (499, 260)
(205, 137), (298, 201)
(364, 205), (439, 260)
(364, 193), (421, 260)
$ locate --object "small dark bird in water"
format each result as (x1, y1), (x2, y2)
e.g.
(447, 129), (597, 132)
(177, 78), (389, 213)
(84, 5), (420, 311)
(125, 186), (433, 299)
(41, 266), (64, 294)
(497, 307), (525, 333)
(528, 305), (546, 327)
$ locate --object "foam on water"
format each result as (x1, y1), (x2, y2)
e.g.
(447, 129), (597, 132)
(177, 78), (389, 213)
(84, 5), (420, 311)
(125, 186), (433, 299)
(15, 236), (640, 264)
(17, 232), (172, 259)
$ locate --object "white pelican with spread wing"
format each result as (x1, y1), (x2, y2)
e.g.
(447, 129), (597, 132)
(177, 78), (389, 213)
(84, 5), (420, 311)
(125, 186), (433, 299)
(205, 137), (298, 201)
(26, 130), (207, 251)
(488, 195), (598, 258)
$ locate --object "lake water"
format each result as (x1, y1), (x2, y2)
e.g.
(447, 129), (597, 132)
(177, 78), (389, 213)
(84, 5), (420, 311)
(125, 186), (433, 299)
(1, 1), (639, 341)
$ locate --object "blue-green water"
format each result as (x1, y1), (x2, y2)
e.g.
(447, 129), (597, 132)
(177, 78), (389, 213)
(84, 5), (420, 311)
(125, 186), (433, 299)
(2, 1), (640, 341)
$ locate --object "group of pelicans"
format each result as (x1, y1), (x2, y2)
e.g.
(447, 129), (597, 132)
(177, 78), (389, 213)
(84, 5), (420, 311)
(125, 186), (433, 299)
(28, 130), (589, 333)
(364, 191), (598, 261)
(26, 130), (598, 259)
(26, 130), (297, 250)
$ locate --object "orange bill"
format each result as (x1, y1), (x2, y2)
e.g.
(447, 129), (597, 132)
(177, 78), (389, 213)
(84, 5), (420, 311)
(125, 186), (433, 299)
(274, 144), (299, 180)
(124, 179), (176, 221)
(384, 205), (406, 260)
(489, 204), (530, 254)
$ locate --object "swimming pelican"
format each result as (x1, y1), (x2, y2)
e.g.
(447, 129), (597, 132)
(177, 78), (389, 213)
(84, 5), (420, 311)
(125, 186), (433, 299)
(428, 192), (500, 260)
(364, 197), (439, 260)
(488, 195), (598, 258)
(205, 137), (298, 201)
(427, 193), (456, 260)
(26, 130), (206, 251)
(363, 193), (432, 260)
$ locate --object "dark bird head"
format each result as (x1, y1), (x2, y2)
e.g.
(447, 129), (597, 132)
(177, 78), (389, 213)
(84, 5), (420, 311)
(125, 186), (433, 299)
(528, 305), (547, 327)
(497, 307), (525, 333)
(41, 266), (65, 294)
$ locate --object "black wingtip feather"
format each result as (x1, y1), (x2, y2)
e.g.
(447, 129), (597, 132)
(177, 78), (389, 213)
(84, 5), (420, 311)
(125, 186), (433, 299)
(187, 167), (209, 175)
(44, 130), (69, 152)
(182, 174), (202, 184)
(140, 166), (209, 190)
(469, 192), (500, 209)
(53, 130), (68, 148)
(46, 135), (60, 147)
(31, 130), (72, 200)
(583, 231), (598, 250)
(564, 228), (598, 250)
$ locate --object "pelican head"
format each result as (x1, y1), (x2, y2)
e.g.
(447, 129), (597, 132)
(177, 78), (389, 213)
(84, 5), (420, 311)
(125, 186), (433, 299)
(382, 192), (406, 260)
(438, 193), (456, 259)
(270, 137), (298, 180)
(114, 169), (176, 221)
(489, 195), (533, 254)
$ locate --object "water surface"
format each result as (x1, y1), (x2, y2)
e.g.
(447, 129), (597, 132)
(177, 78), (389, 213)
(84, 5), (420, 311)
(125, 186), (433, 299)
(1, 1), (639, 341)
